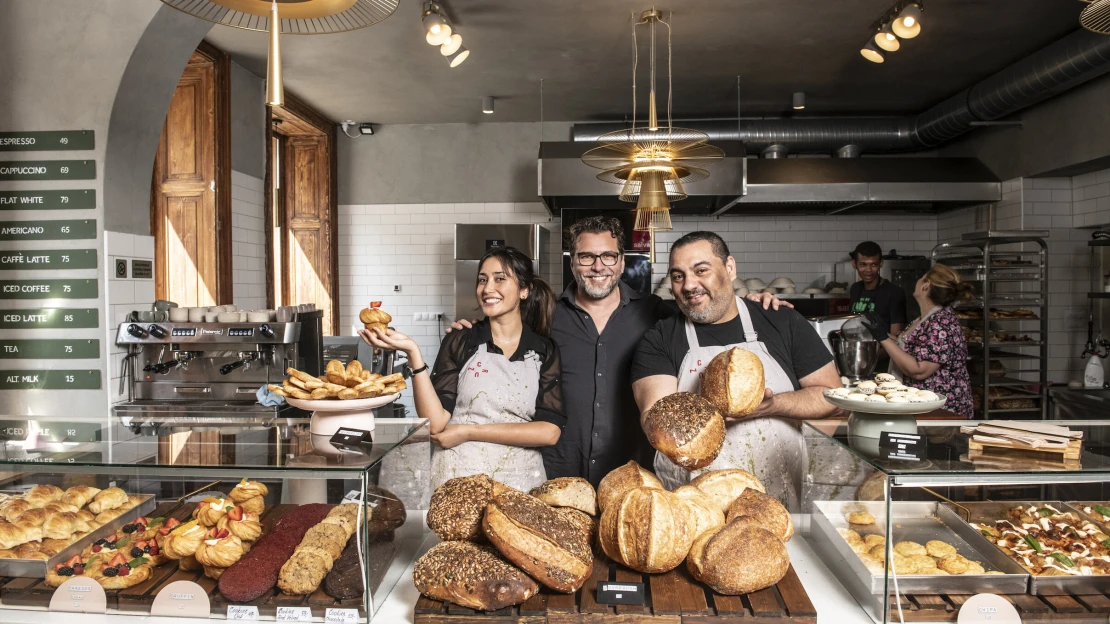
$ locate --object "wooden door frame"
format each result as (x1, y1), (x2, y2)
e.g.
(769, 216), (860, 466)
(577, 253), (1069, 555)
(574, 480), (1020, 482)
(150, 40), (233, 305)
(263, 91), (339, 332)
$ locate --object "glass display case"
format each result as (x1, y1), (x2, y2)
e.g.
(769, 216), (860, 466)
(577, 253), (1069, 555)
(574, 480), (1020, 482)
(804, 419), (1110, 624)
(0, 415), (430, 622)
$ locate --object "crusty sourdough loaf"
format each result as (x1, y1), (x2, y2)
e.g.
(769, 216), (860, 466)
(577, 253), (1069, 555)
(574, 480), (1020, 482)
(687, 516), (789, 594)
(413, 541), (538, 610)
(644, 393), (726, 471)
(596, 461), (663, 513)
(672, 485), (725, 541)
(427, 474), (493, 542)
(701, 347), (765, 417)
(481, 486), (592, 593)
(598, 487), (694, 573)
(530, 477), (598, 516)
(725, 489), (794, 542)
(689, 469), (766, 513)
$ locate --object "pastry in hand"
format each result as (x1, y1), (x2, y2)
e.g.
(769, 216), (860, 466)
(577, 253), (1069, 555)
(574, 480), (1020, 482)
(360, 302), (391, 332)
(97, 552), (152, 590)
(217, 506), (263, 543)
(25, 484), (65, 508)
(45, 554), (101, 588)
(194, 497), (233, 526)
(60, 485), (101, 509)
(229, 479), (268, 504)
(195, 527), (244, 570)
(87, 487), (128, 514)
(162, 520), (206, 560)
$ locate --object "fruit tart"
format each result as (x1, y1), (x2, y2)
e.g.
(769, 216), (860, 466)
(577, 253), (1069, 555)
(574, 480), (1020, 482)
(162, 520), (205, 560)
(126, 536), (166, 566)
(193, 497), (233, 527)
(194, 527), (244, 580)
(97, 551), (153, 589)
(45, 554), (101, 588)
(216, 505), (263, 543)
(83, 530), (132, 559)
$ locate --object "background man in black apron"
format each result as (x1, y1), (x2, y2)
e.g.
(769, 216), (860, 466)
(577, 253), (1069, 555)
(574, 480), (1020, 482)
(631, 231), (843, 510)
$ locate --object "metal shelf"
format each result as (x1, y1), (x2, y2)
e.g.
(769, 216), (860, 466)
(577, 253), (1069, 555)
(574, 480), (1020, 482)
(968, 350), (1042, 360)
(967, 341), (1043, 348)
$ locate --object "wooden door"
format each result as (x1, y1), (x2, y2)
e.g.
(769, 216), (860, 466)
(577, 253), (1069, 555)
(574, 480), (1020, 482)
(281, 135), (334, 334)
(151, 46), (231, 307)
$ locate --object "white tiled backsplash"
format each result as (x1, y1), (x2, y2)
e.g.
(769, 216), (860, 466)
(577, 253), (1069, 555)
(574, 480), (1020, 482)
(232, 171), (267, 312)
(104, 230), (155, 404)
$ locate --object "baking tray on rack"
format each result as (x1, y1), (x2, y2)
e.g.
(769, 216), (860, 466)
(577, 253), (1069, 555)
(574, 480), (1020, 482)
(0, 493), (156, 578)
(941, 501), (1110, 596)
(811, 500), (1028, 594)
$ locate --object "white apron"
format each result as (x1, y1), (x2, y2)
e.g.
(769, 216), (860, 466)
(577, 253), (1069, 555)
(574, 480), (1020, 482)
(654, 297), (805, 511)
(430, 343), (548, 492)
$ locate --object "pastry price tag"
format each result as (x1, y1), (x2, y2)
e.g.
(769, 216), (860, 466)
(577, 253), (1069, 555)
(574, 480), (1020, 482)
(276, 606), (312, 622)
(325, 608), (359, 624)
(596, 581), (646, 605)
(330, 427), (372, 446)
(151, 581), (210, 618)
(879, 431), (925, 461)
(49, 576), (106, 613)
(957, 594), (1020, 623)
(227, 605), (260, 620)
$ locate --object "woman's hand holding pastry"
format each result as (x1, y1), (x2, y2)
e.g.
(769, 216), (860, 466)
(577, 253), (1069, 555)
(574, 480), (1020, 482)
(359, 327), (418, 356)
(430, 424), (470, 449)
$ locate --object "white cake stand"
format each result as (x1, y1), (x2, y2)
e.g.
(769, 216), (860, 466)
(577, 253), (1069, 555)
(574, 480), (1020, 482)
(285, 393), (402, 436)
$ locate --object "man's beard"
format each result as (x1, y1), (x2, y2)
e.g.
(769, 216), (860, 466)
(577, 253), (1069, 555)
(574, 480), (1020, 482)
(677, 287), (732, 323)
(573, 268), (620, 300)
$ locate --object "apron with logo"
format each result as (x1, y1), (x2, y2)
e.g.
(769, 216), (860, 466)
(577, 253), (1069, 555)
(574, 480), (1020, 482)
(430, 343), (548, 492)
(654, 297), (804, 511)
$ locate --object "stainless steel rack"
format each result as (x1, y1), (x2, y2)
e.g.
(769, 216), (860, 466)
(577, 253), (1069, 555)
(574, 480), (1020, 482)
(933, 232), (1049, 419)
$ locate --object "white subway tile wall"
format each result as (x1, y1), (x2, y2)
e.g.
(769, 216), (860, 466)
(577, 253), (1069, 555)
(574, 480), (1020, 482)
(231, 170), (267, 311)
(104, 231), (155, 404)
(1073, 168), (1110, 228)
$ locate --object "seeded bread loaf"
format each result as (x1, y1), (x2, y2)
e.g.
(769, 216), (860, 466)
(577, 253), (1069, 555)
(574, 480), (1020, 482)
(413, 541), (538, 611)
(687, 516), (789, 594)
(725, 489), (794, 542)
(596, 461), (662, 513)
(427, 474), (493, 542)
(481, 486), (592, 593)
(701, 347), (765, 417)
(530, 478), (598, 516)
(644, 392), (726, 470)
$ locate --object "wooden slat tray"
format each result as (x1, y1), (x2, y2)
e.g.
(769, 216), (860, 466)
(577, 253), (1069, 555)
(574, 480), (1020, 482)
(414, 553), (817, 624)
(887, 590), (1110, 622)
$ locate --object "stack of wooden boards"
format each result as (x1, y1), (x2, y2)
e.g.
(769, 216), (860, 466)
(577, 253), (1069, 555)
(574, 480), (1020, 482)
(962, 421), (1082, 468)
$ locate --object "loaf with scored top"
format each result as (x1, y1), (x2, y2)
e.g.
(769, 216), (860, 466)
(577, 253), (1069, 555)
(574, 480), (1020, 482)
(701, 347), (765, 417)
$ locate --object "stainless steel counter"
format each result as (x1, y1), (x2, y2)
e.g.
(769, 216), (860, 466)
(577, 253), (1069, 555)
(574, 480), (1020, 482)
(1050, 387), (1110, 419)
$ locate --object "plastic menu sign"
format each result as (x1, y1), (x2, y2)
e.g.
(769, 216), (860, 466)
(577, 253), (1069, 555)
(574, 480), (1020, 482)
(325, 608), (359, 624)
(49, 576), (106, 613)
(227, 605), (260, 620)
(276, 606), (313, 622)
(150, 580), (210, 618)
(957, 594), (1020, 623)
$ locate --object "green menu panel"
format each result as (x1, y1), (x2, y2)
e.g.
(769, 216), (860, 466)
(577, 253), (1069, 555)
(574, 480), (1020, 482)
(0, 279), (97, 299)
(0, 219), (95, 241)
(0, 160), (95, 181)
(0, 308), (98, 329)
(0, 190), (95, 210)
(0, 339), (99, 359)
(0, 131), (94, 151)
(0, 370), (101, 390)
(0, 421), (102, 442)
(0, 249), (96, 270)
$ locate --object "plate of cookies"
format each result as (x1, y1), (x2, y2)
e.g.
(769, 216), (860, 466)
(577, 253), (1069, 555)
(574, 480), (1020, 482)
(822, 373), (946, 414)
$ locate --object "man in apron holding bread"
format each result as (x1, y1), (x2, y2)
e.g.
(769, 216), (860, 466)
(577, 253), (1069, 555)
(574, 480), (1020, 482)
(631, 231), (843, 510)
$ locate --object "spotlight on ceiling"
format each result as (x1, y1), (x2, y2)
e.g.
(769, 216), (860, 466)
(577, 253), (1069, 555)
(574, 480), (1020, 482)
(860, 40), (886, 63)
(874, 23), (900, 51)
(440, 33), (462, 56)
(422, 2), (452, 45)
(892, 2), (922, 39)
(792, 92), (805, 110)
(447, 46), (469, 67)
(482, 96), (495, 114)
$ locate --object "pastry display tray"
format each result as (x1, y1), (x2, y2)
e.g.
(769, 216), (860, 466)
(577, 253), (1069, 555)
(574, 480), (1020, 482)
(812, 500), (1029, 595)
(942, 501), (1110, 596)
(0, 493), (155, 578)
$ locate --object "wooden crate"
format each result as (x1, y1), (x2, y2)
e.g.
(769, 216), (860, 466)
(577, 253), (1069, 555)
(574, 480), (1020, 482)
(415, 554), (817, 624)
(887, 590), (1110, 622)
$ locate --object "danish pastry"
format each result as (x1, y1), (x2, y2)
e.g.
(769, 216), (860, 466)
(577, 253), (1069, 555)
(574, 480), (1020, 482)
(229, 479), (268, 503)
(195, 528), (244, 574)
(163, 521), (206, 560)
(217, 506), (263, 543)
(194, 497), (233, 526)
(45, 554), (100, 588)
(239, 495), (265, 515)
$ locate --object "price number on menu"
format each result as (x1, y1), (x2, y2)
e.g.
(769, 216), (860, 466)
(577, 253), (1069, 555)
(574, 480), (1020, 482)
(227, 605), (260, 620)
(325, 608), (359, 624)
(276, 606), (312, 622)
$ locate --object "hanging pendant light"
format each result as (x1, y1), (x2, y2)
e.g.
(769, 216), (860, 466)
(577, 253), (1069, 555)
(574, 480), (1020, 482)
(266, 1), (283, 106)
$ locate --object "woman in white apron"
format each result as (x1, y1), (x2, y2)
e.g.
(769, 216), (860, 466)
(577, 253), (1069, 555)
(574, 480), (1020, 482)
(654, 297), (806, 511)
(362, 247), (565, 492)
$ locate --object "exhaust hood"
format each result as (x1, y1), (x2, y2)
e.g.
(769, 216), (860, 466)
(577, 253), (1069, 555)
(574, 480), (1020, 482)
(538, 140), (1001, 216)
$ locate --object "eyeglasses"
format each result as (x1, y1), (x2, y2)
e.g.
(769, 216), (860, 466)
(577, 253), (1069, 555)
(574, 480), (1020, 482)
(574, 252), (621, 266)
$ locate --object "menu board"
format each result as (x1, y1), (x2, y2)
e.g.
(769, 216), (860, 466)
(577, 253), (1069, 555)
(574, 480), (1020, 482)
(0, 130), (100, 392)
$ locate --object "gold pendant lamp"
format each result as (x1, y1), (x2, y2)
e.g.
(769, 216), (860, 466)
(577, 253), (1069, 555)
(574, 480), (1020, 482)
(581, 9), (723, 264)
(266, 1), (283, 106)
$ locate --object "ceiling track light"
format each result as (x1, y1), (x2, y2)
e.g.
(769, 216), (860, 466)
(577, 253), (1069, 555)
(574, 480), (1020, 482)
(422, 2), (452, 45)
(862, 0), (922, 63)
(447, 45), (469, 67)
(874, 23), (900, 51)
(892, 2), (923, 39)
(792, 92), (805, 110)
(482, 96), (494, 114)
(860, 40), (886, 63)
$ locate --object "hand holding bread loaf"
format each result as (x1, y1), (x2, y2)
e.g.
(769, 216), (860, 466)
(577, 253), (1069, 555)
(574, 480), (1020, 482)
(644, 393), (726, 470)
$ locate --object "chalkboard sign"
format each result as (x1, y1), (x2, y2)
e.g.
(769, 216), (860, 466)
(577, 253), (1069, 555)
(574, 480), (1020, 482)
(0, 279), (97, 299)
(0, 308), (98, 330)
(0, 339), (99, 359)
(0, 160), (95, 181)
(0, 219), (95, 241)
(0, 190), (95, 210)
(0, 249), (97, 270)
(0, 370), (101, 390)
(0, 131), (94, 152)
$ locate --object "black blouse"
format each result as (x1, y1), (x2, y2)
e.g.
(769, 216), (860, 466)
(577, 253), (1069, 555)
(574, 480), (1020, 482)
(429, 319), (566, 429)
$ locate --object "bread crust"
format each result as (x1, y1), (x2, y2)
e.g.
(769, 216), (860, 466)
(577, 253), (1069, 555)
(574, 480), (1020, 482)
(529, 478), (598, 516)
(644, 393), (726, 470)
(596, 461), (663, 513)
(672, 486), (725, 541)
(725, 489), (794, 542)
(427, 474), (493, 542)
(687, 517), (789, 594)
(413, 541), (538, 611)
(689, 469), (766, 513)
(598, 487), (694, 573)
(701, 347), (765, 417)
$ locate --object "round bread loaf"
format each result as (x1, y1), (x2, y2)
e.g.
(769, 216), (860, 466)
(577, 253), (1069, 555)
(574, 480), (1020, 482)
(598, 487), (694, 573)
(701, 347), (765, 417)
(597, 461), (663, 513)
(530, 477), (598, 516)
(690, 469), (766, 513)
(687, 517), (789, 594)
(413, 541), (538, 610)
(644, 393), (726, 471)
(725, 489), (793, 542)
(427, 474), (493, 541)
(672, 485), (725, 541)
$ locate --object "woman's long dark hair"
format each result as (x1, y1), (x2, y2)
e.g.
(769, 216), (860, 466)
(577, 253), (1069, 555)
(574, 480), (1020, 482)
(477, 246), (555, 337)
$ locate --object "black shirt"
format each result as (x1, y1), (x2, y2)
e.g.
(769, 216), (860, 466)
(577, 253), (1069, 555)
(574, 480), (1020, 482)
(631, 299), (833, 389)
(849, 278), (908, 327)
(542, 281), (675, 486)
(429, 318), (566, 429)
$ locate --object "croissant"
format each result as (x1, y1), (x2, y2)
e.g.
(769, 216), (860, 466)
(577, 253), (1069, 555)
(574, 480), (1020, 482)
(60, 485), (101, 509)
(162, 522), (206, 560)
(239, 495), (265, 515)
(194, 497), (232, 526)
(25, 485), (64, 508)
(194, 529), (244, 569)
(95, 507), (126, 525)
(15, 541), (46, 560)
(0, 549), (16, 559)
(216, 509), (263, 543)
(87, 487), (128, 514)
(43, 511), (91, 540)
(2, 524), (43, 548)
(43, 501), (79, 515)
(229, 480), (268, 503)
(14, 508), (48, 528)
(1, 499), (31, 523)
